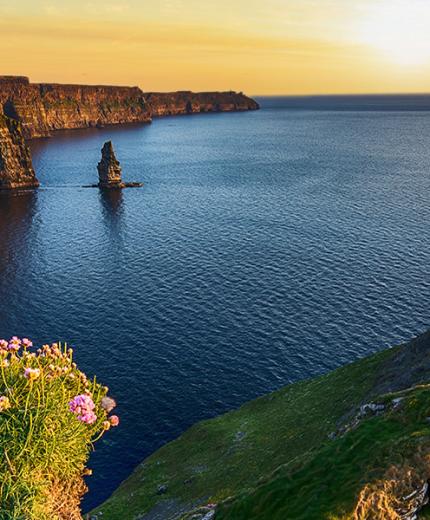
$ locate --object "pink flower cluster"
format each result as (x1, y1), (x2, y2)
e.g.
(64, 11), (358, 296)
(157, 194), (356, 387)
(69, 394), (97, 424)
(0, 336), (33, 353)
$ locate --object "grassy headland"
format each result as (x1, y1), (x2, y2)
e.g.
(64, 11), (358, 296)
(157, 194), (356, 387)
(94, 330), (430, 519)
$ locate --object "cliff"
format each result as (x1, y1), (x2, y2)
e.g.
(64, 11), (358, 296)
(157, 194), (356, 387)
(93, 330), (430, 520)
(0, 114), (39, 189)
(0, 76), (151, 139)
(0, 77), (259, 139)
(145, 90), (259, 116)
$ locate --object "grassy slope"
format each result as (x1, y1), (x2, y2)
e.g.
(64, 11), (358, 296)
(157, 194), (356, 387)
(217, 384), (430, 519)
(93, 344), (401, 519)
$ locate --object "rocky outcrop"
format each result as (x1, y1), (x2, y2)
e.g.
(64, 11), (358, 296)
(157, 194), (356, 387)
(96, 141), (143, 189)
(0, 76), (151, 139)
(0, 114), (39, 189)
(145, 91), (259, 117)
(0, 77), (259, 139)
(97, 141), (124, 188)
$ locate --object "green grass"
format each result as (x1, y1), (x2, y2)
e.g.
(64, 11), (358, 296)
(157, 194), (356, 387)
(217, 386), (430, 519)
(94, 345), (400, 519)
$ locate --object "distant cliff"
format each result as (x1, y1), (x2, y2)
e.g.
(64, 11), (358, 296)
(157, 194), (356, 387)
(0, 114), (39, 189)
(0, 77), (259, 139)
(0, 76), (151, 139)
(145, 91), (259, 116)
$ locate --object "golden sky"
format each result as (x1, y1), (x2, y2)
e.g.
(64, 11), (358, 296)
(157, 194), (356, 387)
(1, 0), (430, 94)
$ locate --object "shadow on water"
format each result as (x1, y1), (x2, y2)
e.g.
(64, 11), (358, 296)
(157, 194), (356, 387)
(98, 188), (125, 251)
(0, 190), (39, 329)
(0, 190), (39, 277)
(99, 188), (124, 218)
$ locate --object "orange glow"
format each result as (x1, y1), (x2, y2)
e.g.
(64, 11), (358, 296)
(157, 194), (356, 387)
(0, 1), (429, 94)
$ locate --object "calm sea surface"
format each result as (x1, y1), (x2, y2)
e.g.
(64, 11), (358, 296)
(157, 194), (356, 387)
(1, 97), (429, 509)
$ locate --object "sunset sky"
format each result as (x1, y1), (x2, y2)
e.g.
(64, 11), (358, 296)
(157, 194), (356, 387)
(1, 0), (430, 94)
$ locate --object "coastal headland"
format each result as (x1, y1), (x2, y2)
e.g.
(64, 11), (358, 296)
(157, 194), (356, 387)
(0, 76), (259, 140)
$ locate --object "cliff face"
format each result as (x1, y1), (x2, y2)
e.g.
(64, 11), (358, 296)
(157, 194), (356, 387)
(0, 78), (259, 139)
(145, 90), (259, 116)
(0, 114), (39, 189)
(0, 76), (151, 139)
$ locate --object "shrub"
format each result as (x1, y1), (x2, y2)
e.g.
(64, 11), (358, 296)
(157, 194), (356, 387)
(0, 337), (119, 519)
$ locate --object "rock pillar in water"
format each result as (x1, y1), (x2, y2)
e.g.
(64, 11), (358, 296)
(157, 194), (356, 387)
(97, 141), (124, 188)
(0, 114), (39, 189)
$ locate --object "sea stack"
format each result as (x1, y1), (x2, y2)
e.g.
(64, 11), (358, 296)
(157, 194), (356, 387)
(97, 141), (124, 188)
(0, 114), (39, 190)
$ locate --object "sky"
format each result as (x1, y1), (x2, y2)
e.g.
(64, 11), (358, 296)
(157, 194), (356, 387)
(1, 0), (430, 94)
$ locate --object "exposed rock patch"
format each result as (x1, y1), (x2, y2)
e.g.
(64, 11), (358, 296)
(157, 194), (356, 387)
(371, 330), (430, 396)
(0, 114), (39, 189)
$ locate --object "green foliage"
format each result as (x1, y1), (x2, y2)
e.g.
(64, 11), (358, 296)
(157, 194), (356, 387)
(0, 337), (118, 519)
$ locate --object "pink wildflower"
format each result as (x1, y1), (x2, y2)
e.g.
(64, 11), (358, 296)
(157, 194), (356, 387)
(8, 336), (21, 352)
(22, 338), (33, 348)
(79, 411), (97, 424)
(69, 394), (97, 424)
(24, 367), (41, 381)
(0, 339), (8, 351)
(109, 415), (120, 427)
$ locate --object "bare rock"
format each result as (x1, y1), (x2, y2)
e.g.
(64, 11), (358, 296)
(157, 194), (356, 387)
(97, 141), (124, 188)
(156, 484), (168, 495)
(398, 481), (429, 519)
(0, 114), (39, 189)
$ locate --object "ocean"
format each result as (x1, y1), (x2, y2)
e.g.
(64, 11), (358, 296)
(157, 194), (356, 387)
(0, 96), (429, 509)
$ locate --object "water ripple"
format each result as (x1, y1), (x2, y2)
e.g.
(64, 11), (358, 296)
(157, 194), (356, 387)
(0, 106), (429, 509)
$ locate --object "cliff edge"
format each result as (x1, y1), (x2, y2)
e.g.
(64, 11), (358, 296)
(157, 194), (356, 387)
(0, 76), (151, 139)
(145, 90), (259, 116)
(0, 77), (259, 139)
(0, 114), (39, 189)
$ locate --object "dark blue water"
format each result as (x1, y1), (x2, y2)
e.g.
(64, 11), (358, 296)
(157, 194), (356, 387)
(1, 97), (429, 510)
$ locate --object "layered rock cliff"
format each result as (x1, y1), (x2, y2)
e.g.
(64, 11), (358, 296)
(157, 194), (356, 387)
(97, 141), (123, 188)
(0, 76), (151, 139)
(0, 77), (259, 139)
(0, 114), (39, 189)
(145, 90), (259, 116)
